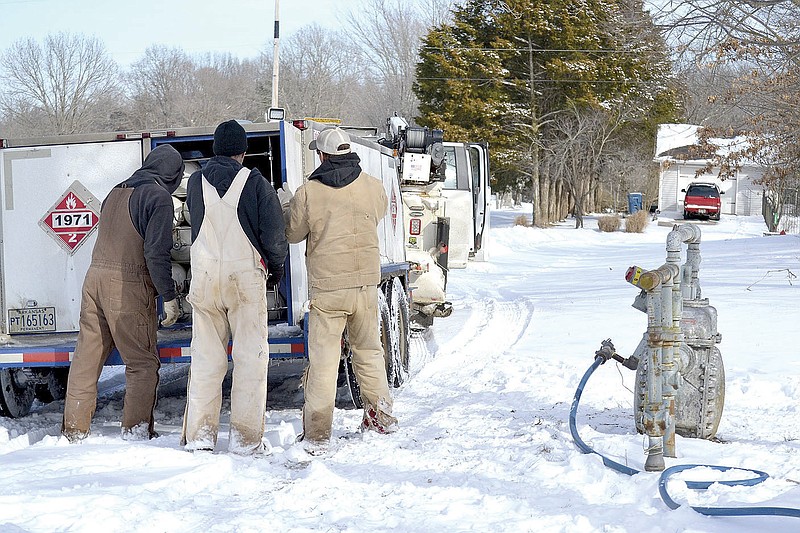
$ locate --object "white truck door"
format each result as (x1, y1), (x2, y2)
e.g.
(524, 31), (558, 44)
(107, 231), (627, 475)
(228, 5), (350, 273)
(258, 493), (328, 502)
(467, 143), (490, 262)
(0, 141), (142, 334)
(281, 121), (308, 327)
(441, 143), (475, 269)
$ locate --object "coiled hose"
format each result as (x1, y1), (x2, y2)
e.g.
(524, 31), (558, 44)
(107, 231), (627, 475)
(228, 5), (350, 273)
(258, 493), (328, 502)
(569, 355), (800, 518)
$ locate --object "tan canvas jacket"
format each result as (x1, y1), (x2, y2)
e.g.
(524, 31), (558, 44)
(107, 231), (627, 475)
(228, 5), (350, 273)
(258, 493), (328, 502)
(286, 171), (388, 291)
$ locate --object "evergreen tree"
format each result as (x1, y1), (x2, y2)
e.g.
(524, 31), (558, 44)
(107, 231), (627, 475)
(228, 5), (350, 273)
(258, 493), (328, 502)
(415, 0), (680, 223)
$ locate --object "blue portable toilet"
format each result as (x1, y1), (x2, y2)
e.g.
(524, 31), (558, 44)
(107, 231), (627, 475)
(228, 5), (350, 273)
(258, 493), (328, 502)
(627, 192), (643, 214)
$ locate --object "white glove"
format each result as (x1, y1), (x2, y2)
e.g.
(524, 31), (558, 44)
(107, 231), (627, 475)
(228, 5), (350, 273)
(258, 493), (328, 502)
(277, 186), (293, 208)
(161, 299), (181, 327)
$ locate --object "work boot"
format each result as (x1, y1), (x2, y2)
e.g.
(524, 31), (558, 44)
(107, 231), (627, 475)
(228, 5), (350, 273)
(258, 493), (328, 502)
(302, 439), (329, 457)
(361, 406), (398, 434)
(62, 428), (88, 443)
(296, 433), (330, 457)
(184, 440), (215, 453)
(121, 424), (158, 441)
(229, 441), (271, 457)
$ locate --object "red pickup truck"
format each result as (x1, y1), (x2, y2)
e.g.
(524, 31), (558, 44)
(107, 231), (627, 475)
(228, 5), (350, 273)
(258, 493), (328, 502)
(682, 182), (723, 220)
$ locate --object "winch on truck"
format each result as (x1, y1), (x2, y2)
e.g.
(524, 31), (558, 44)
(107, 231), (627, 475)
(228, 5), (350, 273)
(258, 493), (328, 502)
(0, 117), (490, 417)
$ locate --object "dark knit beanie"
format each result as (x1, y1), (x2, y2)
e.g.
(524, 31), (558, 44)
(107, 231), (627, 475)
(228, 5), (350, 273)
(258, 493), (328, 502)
(213, 120), (248, 156)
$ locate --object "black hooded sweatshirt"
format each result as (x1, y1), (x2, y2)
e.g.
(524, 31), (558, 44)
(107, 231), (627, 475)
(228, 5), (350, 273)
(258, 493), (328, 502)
(106, 144), (184, 302)
(308, 152), (362, 188)
(185, 155), (288, 276)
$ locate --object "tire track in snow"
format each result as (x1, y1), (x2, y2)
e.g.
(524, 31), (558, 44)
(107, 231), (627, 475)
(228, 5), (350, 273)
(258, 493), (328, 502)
(425, 296), (536, 372)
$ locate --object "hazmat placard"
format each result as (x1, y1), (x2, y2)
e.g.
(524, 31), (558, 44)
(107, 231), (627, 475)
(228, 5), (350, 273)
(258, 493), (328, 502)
(38, 180), (101, 255)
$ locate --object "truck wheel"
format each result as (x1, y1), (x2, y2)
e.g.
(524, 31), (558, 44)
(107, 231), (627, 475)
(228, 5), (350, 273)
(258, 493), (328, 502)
(340, 288), (396, 409)
(34, 368), (69, 403)
(387, 278), (410, 387)
(0, 369), (35, 418)
(341, 331), (363, 409)
(378, 285), (395, 386)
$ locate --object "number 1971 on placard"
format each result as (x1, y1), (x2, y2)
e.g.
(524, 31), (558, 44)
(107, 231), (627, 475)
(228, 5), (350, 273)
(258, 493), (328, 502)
(51, 211), (94, 228)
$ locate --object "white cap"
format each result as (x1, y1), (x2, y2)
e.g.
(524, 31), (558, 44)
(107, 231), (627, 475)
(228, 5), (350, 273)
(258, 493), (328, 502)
(309, 127), (351, 155)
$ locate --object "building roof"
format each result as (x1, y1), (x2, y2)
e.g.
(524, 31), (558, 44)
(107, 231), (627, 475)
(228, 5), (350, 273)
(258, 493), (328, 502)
(654, 123), (755, 165)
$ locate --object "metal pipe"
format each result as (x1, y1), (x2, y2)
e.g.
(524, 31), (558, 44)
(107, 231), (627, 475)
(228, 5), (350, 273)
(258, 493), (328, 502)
(644, 287), (665, 472)
(661, 272), (678, 459)
(661, 224), (702, 460)
(673, 224), (701, 299)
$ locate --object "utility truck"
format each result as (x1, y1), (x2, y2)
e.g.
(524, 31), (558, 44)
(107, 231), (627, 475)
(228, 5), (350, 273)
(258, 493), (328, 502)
(0, 118), (490, 417)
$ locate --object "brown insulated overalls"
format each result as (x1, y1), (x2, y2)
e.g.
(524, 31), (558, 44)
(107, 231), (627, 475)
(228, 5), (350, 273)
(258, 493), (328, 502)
(62, 187), (160, 440)
(182, 167), (269, 454)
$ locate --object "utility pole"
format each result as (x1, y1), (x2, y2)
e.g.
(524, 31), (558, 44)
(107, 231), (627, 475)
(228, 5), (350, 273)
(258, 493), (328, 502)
(267, 0), (284, 122)
(271, 0), (280, 109)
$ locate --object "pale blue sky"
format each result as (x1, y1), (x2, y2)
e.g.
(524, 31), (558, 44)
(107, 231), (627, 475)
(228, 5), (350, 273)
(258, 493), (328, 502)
(0, 0), (359, 65)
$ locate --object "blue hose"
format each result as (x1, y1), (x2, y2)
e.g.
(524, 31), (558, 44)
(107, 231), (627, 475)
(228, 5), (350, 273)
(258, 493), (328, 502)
(568, 357), (639, 476)
(570, 356), (800, 518)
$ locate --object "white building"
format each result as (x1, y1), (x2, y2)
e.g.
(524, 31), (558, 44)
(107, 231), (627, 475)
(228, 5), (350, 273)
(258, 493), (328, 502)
(654, 124), (764, 216)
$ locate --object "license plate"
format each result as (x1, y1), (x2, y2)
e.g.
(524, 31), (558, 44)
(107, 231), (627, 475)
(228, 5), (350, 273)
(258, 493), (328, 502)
(698, 209), (706, 214)
(8, 307), (56, 333)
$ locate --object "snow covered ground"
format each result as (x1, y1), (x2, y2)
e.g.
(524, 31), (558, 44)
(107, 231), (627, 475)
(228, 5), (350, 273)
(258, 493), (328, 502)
(1, 206), (798, 532)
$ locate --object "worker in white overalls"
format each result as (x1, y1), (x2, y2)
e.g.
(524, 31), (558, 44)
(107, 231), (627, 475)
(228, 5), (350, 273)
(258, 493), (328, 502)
(181, 120), (288, 455)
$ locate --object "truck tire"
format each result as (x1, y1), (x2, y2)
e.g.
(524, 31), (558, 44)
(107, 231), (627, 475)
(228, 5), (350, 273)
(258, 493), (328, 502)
(387, 278), (410, 387)
(0, 369), (35, 418)
(377, 288), (393, 385)
(34, 368), (69, 403)
(341, 331), (363, 409)
(340, 289), (392, 410)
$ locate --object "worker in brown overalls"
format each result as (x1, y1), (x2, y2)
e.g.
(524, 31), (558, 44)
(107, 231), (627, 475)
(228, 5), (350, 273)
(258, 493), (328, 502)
(62, 144), (185, 442)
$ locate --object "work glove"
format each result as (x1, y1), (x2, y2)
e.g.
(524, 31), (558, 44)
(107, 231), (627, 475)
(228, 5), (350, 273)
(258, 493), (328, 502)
(276, 186), (293, 208)
(161, 299), (181, 327)
(267, 266), (284, 290)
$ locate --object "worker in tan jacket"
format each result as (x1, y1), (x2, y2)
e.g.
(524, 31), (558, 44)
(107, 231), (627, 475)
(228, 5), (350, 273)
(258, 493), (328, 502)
(282, 127), (397, 454)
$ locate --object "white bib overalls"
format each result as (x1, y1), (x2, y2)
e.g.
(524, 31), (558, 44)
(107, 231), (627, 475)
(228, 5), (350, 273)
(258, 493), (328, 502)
(182, 167), (269, 454)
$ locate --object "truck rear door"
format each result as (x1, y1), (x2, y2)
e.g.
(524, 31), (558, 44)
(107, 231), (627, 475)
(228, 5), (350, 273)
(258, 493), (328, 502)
(0, 141), (143, 335)
(281, 121), (308, 327)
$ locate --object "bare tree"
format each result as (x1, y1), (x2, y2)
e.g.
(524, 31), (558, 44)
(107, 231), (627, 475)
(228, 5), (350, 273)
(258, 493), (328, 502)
(275, 24), (366, 121)
(656, 1), (800, 65)
(190, 53), (265, 125)
(541, 105), (627, 228)
(126, 45), (195, 129)
(420, 0), (457, 27)
(345, 0), (428, 124)
(256, 0), (452, 128)
(657, 1), (800, 231)
(676, 62), (752, 129)
(0, 33), (120, 135)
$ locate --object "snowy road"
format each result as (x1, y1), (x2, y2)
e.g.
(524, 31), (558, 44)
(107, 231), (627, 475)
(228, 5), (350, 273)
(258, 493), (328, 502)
(1, 207), (799, 533)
